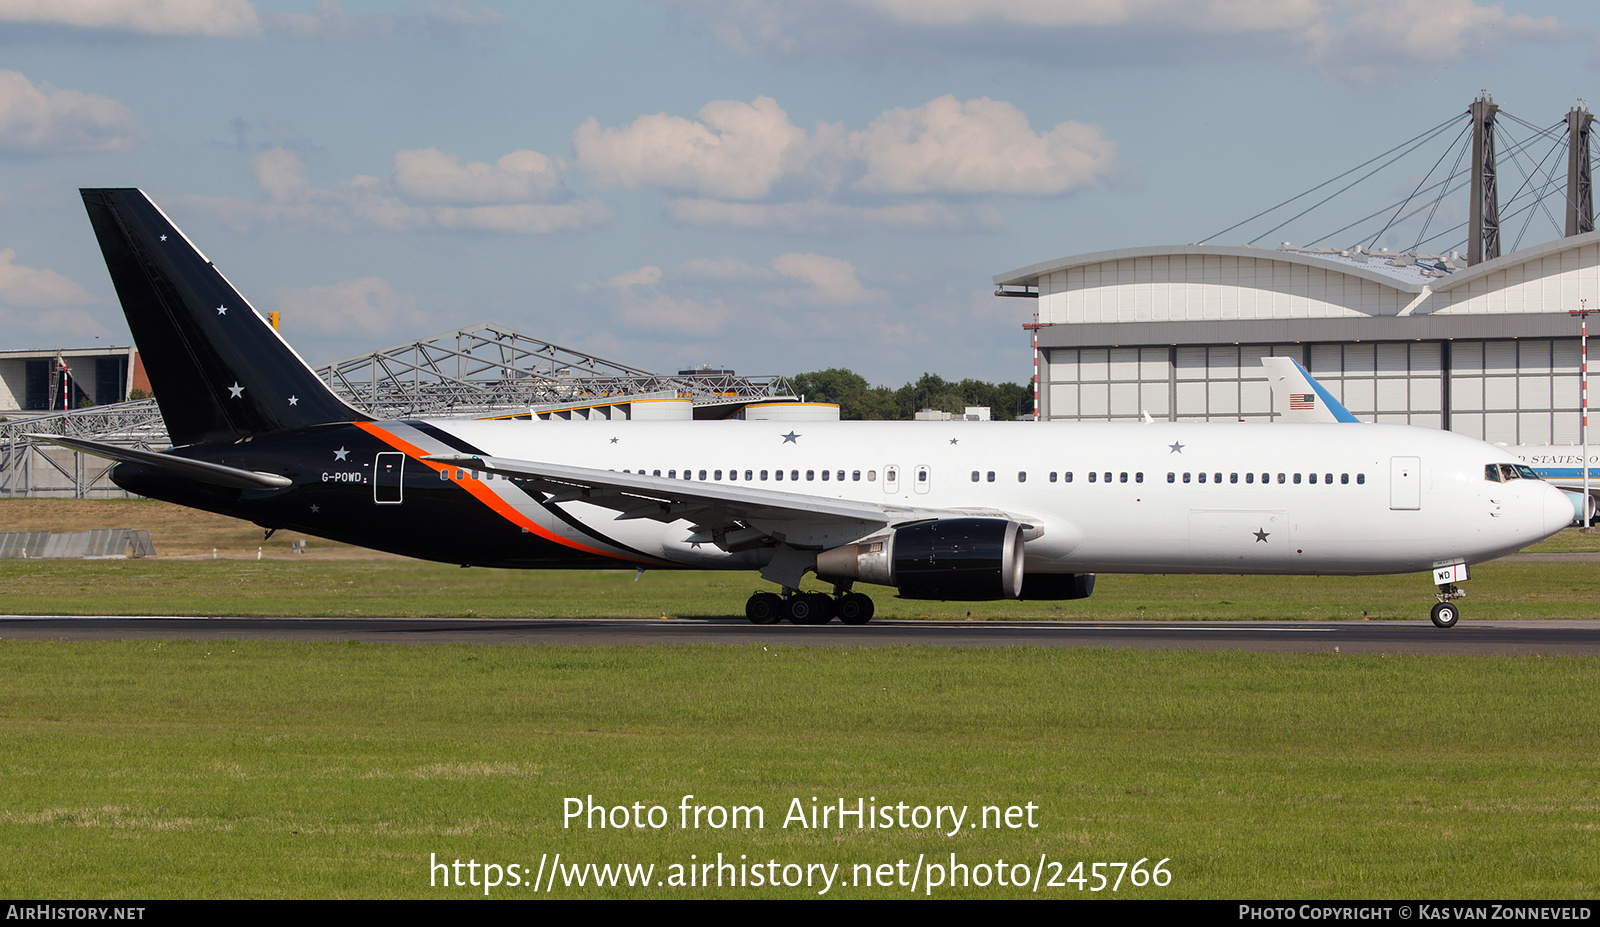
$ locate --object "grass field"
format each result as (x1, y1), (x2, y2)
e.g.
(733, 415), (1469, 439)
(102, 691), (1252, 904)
(2, 498), (1598, 899)
(1, 557), (1597, 621)
(0, 642), (1595, 899)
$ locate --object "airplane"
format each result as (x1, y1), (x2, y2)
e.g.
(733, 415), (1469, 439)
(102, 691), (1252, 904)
(1264, 356), (1595, 526)
(40, 189), (1576, 629)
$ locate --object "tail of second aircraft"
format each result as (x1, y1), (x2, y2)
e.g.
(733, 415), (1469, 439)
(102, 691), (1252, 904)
(81, 188), (368, 446)
(1260, 356), (1360, 424)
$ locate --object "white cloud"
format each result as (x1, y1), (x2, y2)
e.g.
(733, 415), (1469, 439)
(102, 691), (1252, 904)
(181, 147), (612, 236)
(851, 96), (1116, 196)
(392, 148), (562, 204)
(0, 0), (262, 36)
(661, 197), (1004, 233)
(0, 70), (142, 154)
(270, 276), (424, 336)
(577, 93), (1113, 231)
(588, 252), (884, 338)
(574, 96), (806, 200)
(0, 249), (96, 307)
(669, 0), (1569, 84)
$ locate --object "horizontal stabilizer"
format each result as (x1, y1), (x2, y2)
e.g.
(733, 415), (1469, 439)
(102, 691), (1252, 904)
(31, 434), (292, 490)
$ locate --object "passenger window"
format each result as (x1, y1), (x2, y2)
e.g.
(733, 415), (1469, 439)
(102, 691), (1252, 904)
(852, 471), (861, 481)
(1278, 473), (1286, 484)
(836, 471), (844, 481)
(1324, 473), (1333, 484)
(807, 470), (815, 481)
(821, 470), (829, 481)
(1213, 472), (1221, 484)
(745, 470), (753, 480)
(1050, 472), (1058, 483)
(1230, 473), (1238, 484)
(1246, 472), (1255, 484)
(699, 470), (707, 481)
(654, 470), (662, 477)
(1119, 472), (1127, 483)
(1198, 472), (1206, 484)
(1183, 473), (1191, 483)
(1357, 473), (1365, 484)
(918, 470), (928, 483)
(1341, 473), (1349, 484)
(1064, 472), (1073, 483)
(1135, 472), (1143, 483)
(714, 470), (722, 480)
(972, 471), (980, 482)
(1168, 472), (1175, 483)
(1308, 473), (1316, 484)
(1019, 471), (1027, 483)
(1089, 472), (1098, 483)
(775, 470), (784, 481)
(1293, 473), (1302, 484)
(1104, 472), (1112, 483)
(987, 471), (995, 482)
(868, 470), (877, 481)
(440, 469), (449, 481)
(791, 470), (799, 481)
(760, 470), (768, 480)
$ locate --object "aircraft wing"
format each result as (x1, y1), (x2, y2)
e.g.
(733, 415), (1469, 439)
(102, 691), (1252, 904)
(424, 452), (1040, 552)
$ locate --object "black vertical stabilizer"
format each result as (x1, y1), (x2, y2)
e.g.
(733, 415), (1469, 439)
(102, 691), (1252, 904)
(80, 188), (368, 446)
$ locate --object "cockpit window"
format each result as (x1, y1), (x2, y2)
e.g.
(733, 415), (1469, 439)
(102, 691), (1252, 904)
(1488, 463), (1543, 482)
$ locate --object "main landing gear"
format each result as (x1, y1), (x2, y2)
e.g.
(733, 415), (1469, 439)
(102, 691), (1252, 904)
(745, 587), (876, 625)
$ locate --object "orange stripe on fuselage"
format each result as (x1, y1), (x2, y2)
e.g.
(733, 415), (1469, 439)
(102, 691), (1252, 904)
(353, 421), (645, 563)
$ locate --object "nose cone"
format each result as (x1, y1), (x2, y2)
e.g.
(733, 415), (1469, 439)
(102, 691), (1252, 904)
(1544, 482), (1579, 536)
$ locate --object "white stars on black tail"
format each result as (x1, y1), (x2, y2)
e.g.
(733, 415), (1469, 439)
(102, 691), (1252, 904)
(216, 305), (228, 316)
(333, 447), (349, 461)
(227, 382), (244, 398)
(287, 396), (299, 406)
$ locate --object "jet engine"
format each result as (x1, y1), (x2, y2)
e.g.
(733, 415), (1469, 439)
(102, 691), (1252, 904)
(815, 517), (1024, 600)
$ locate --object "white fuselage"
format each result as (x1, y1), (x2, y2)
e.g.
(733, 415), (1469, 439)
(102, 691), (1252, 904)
(427, 419), (1572, 577)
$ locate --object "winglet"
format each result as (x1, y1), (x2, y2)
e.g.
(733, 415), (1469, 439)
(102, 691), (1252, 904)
(1260, 357), (1360, 423)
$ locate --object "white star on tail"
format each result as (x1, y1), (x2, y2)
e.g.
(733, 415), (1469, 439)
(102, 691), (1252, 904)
(287, 396), (299, 406)
(216, 305), (228, 316)
(334, 447), (349, 461)
(227, 382), (244, 398)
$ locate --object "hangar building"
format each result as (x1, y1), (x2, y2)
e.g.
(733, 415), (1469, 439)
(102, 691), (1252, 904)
(996, 96), (1598, 449)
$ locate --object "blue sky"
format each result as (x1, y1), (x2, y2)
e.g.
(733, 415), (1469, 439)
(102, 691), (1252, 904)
(2, 0), (1597, 385)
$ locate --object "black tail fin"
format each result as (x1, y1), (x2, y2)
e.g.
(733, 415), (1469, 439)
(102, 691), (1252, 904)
(80, 188), (368, 446)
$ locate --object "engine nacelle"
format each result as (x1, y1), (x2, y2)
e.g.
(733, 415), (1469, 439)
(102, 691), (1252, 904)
(1019, 572), (1095, 600)
(816, 517), (1024, 600)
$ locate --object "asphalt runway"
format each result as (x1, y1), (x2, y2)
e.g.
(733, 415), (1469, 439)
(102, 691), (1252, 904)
(4, 615), (1600, 655)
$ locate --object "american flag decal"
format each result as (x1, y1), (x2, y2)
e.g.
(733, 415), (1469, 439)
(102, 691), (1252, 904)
(1289, 393), (1316, 410)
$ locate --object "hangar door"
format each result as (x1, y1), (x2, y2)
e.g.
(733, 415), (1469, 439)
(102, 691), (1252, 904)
(1389, 456), (1420, 511)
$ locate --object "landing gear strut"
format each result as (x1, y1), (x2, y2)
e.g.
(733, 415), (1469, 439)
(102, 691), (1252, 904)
(1431, 583), (1465, 629)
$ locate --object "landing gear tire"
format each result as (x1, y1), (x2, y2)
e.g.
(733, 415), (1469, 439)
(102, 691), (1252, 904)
(1430, 601), (1460, 629)
(785, 592), (833, 625)
(836, 592), (874, 625)
(746, 592), (783, 625)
